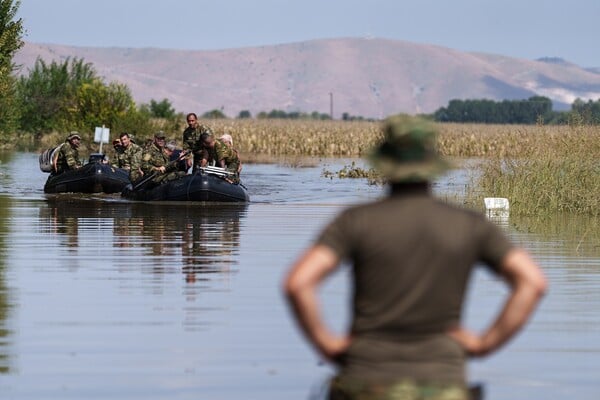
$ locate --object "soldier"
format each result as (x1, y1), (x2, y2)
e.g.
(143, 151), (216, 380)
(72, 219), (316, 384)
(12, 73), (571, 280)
(284, 115), (547, 400)
(119, 132), (143, 182)
(182, 112), (213, 172)
(54, 132), (82, 174)
(199, 132), (241, 182)
(140, 132), (186, 187)
(112, 139), (126, 167)
(220, 133), (242, 174)
(165, 141), (189, 172)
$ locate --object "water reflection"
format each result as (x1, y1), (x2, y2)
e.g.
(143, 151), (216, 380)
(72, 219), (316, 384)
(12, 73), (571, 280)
(1, 154), (599, 399)
(510, 213), (600, 258)
(0, 196), (12, 374)
(39, 197), (248, 282)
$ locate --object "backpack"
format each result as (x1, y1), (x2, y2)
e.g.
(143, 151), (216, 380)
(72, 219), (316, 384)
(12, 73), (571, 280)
(39, 144), (64, 173)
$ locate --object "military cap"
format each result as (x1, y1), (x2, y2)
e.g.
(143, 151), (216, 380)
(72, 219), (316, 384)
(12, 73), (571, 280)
(67, 132), (81, 141)
(154, 131), (166, 139)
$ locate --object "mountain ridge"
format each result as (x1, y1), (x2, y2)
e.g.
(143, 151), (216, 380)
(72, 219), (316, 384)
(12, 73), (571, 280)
(14, 38), (600, 118)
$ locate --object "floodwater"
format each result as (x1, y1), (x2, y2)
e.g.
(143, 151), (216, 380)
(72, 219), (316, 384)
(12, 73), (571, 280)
(0, 152), (598, 400)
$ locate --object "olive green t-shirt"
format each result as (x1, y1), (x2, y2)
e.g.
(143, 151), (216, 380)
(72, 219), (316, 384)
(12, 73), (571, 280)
(316, 187), (513, 384)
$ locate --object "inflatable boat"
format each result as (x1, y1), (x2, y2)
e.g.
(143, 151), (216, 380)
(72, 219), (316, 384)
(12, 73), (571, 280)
(121, 167), (249, 203)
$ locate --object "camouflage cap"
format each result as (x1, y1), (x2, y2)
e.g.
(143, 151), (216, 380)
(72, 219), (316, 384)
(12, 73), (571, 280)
(154, 131), (166, 139)
(66, 131), (81, 141)
(368, 115), (452, 182)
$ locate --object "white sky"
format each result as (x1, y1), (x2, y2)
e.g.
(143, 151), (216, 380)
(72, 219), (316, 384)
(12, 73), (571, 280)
(16, 0), (600, 67)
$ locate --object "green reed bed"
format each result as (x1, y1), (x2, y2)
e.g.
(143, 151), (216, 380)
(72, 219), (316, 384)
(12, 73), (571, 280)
(466, 124), (600, 216)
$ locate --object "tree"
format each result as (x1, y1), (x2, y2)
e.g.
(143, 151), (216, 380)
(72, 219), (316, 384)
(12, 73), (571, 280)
(0, 0), (24, 137)
(76, 79), (137, 130)
(16, 57), (97, 133)
(237, 110), (252, 119)
(202, 109), (227, 119)
(432, 96), (555, 124)
(147, 98), (176, 119)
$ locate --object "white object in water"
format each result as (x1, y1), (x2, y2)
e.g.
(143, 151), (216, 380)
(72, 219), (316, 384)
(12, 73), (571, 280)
(484, 197), (510, 211)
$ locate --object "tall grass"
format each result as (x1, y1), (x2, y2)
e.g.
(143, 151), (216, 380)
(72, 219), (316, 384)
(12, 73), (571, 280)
(207, 119), (381, 157)
(464, 124), (600, 216)
(24, 118), (600, 215)
(201, 120), (600, 215)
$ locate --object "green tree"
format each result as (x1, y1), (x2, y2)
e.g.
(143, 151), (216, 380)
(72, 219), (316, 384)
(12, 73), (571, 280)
(0, 0), (24, 138)
(76, 79), (137, 130)
(16, 57), (97, 133)
(202, 109), (227, 119)
(237, 110), (252, 119)
(147, 98), (176, 119)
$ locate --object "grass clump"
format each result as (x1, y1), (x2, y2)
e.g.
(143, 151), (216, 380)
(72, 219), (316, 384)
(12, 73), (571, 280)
(322, 161), (383, 185)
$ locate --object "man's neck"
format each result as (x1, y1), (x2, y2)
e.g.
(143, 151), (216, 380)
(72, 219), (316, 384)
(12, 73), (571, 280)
(389, 181), (430, 196)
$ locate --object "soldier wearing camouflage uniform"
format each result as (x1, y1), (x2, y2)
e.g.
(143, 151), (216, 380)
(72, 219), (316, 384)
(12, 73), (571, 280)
(112, 139), (126, 167)
(141, 132), (186, 186)
(199, 132), (241, 182)
(182, 113), (213, 172)
(119, 132), (143, 182)
(54, 132), (82, 174)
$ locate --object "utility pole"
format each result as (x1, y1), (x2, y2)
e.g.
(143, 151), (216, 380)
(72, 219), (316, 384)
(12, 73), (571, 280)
(329, 92), (334, 120)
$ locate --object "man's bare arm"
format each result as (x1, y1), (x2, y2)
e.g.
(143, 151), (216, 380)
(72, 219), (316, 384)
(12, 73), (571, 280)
(448, 248), (547, 357)
(284, 245), (351, 362)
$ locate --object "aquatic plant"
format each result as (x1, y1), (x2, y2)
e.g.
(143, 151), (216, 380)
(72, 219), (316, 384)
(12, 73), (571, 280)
(466, 124), (600, 216)
(322, 161), (383, 185)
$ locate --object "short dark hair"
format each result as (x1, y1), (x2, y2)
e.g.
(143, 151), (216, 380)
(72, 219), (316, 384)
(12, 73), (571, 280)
(119, 132), (130, 139)
(200, 132), (212, 142)
(186, 112), (197, 120)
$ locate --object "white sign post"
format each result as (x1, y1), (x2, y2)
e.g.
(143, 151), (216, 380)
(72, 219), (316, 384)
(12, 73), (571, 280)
(94, 125), (110, 154)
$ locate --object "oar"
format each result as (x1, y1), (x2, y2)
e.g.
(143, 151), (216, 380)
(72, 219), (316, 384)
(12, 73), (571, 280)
(132, 150), (190, 191)
(132, 171), (158, 190)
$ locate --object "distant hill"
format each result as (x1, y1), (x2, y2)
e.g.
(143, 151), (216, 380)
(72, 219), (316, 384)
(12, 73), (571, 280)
(13, 38), (600, 119)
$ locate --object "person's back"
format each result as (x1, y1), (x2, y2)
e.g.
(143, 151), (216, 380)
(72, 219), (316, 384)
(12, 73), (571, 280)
(318, 183), (512, 386)
(284, 115), (547, 400)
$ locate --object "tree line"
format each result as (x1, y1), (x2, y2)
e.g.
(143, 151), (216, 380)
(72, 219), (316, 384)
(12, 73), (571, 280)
(430, 96), (600, 125)
(4, 0), (600, 150)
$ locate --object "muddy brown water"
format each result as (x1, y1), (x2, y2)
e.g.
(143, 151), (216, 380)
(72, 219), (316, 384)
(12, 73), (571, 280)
(0, 152), (598, 399)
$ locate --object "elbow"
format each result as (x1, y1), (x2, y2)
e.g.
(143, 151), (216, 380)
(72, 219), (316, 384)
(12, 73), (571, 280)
(283, 274), (303, 300)
(532, 274), (548, 299)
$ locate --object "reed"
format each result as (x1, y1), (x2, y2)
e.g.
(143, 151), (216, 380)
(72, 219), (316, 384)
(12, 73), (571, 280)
(465, 124), (600, 216)
(197, 119), (382, 157)
(26, 119), (600, 215)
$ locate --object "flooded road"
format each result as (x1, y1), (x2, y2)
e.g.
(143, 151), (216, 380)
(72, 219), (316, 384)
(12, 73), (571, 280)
(0, 152), (598, 399)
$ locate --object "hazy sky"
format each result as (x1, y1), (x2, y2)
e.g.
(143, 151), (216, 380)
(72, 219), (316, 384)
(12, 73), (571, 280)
(16, 0), (600, 67)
